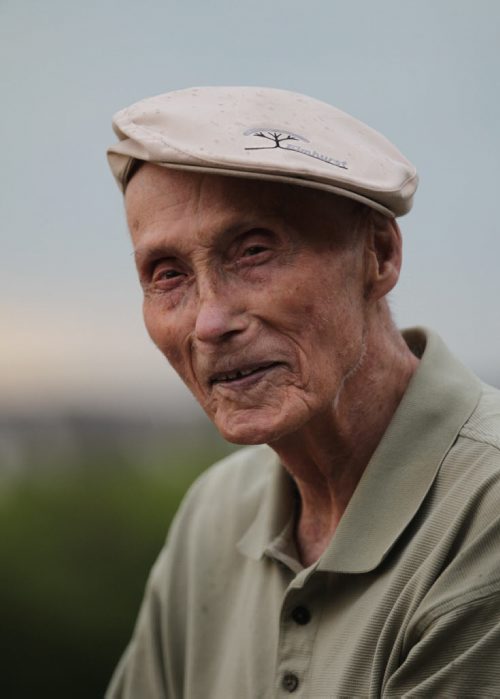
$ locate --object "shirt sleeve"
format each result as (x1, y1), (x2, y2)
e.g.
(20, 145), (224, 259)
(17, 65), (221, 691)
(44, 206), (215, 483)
(105, 544), (175, 699)
(103, 468), (211, 699)
(383, 581), (500, 697)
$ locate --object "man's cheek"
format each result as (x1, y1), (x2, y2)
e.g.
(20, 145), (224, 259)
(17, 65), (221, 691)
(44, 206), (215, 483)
(145, 318), (185, 373)
(161, 339), (183, 368)
(144, 312), (161, 348)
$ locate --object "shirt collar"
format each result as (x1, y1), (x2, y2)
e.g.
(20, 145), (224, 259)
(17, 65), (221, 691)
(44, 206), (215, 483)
(237, 450), (294, 561)
(238, 328), (482, 573)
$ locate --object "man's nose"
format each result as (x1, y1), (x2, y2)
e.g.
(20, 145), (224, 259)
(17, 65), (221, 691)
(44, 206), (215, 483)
(194, 285), (248, 344)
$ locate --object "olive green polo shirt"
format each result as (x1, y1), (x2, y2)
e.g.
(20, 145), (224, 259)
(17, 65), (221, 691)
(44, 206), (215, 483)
(107, 328), (500, 698)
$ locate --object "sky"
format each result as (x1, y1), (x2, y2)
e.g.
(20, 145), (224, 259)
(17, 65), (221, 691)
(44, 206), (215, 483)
(1, 0), (499, 419)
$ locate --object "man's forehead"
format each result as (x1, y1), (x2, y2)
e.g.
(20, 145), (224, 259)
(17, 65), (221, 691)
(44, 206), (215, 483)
(126, 162), (360, 227)
(125, 166), (286, 247)
(127, 162), (296, 201)
(127, 164), (370, 263)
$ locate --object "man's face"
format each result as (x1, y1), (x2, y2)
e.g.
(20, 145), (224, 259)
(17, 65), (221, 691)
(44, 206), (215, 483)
(126, 165), (370, 445)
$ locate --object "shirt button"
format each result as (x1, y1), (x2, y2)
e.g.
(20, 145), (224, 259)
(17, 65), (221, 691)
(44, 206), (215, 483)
(282, 672), (299, 693)
(291, 605), (311, 625)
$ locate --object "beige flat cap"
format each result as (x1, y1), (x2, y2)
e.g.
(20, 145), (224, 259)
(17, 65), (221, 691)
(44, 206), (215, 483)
(107, 86), (418, 218)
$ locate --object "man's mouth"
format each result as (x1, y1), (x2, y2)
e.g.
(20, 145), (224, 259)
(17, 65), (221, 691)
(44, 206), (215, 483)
(209, 362), (282, 387)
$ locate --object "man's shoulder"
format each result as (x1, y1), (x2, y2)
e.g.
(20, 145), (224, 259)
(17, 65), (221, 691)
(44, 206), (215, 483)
(167, 444), (278, 545)
(440, 381), (500, 508)
(190, 443), (278, 502)
(433, 380), (500, 548)
(460, 381), (500, 452)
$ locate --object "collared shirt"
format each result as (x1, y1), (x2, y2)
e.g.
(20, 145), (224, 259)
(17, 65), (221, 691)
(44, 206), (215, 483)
(107, 329), (500, 698)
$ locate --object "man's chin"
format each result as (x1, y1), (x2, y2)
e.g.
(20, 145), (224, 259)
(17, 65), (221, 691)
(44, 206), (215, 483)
(212, 409), (302, 446)
(215, 419), (271, 446)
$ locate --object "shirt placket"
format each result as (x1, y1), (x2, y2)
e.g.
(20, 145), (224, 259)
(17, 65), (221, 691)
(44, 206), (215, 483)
(273, 566), (323, 697)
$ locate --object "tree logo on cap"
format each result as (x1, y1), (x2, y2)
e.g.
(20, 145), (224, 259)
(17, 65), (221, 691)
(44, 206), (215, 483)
(243, 126), (348, 170)
(244, 127), (307, 150)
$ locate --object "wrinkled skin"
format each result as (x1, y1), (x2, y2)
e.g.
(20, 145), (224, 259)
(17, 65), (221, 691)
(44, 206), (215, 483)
(126, 165), (373, 446)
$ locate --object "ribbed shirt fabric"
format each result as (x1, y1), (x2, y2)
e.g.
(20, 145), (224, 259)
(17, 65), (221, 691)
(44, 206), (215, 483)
(107, 328), (500, 698)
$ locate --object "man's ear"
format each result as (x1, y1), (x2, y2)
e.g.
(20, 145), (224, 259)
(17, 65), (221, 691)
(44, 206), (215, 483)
(363, 214), (402, 301)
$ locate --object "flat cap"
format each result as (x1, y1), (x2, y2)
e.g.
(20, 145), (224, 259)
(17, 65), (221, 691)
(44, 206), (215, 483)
(107, 86), (418, 218)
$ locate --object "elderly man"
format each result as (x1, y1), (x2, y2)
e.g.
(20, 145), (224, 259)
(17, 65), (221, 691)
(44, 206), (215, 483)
(105, 87), (500, 698)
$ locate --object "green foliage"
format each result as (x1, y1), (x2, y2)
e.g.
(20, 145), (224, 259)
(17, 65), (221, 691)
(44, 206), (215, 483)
(0, 439), (234, 699)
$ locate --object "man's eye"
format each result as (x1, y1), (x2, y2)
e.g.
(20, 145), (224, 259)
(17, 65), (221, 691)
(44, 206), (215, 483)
(158, 269), (181, 279)
(242, 245), (268, 257)
(151, 267), (185, 287)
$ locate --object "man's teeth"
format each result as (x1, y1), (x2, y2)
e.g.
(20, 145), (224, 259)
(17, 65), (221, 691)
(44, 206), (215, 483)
(221, 367), (258, 381)
(212, 363), (278, 384)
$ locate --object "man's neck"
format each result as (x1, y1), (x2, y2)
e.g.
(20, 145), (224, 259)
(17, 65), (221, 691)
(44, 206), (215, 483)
(270, 322), (420, 567)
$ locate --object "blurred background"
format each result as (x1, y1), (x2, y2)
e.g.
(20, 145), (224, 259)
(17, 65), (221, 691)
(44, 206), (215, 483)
(1, 0), (499, 696)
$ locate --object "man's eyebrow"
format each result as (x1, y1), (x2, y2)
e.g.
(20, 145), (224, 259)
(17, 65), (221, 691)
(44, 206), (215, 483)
(132, 243), (178, 265)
